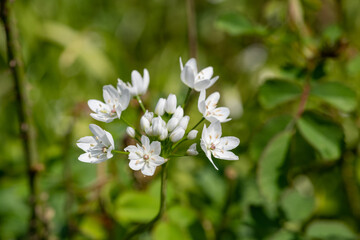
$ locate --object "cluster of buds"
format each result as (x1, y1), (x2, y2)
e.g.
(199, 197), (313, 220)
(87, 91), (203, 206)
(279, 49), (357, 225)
(77, 58), (240, 175)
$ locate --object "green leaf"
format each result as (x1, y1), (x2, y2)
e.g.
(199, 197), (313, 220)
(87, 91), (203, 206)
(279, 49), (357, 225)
(215, 13), (267, 36)
(267, 229), (295, 240)
(305, 220), (356, 239)
(114, 191), (158, 223)
(167, 206), (197, 228)
(250, 115), (292, 161)
(257, 130), (292, 203)
(258, 80), (302, 109)
(297, 112), (343, 161)
(153, 222), (188, 240)
(79, 216), (106, 239)
(280, 188), (314, 222)
(310, 82), (357, 112)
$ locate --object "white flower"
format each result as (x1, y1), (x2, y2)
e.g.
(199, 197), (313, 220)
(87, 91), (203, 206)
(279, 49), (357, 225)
(77, 124), (115, 163)
(180, 58), (219, 91)
(126, 127), (135, 138)
(187, 130), (198, 140)
(187, 143), (198, 156)
(167, 117), (179, 132)
(125, 135), (166, 176)
(170, 126), (185, 142)
(198, 90), (231, 123)
(165, 94), (177, 114)
(200, 121), (239, 170)
(173, 106), (184, 119)
(118, 69), (150, 97)
(152, 116), (167, 136)
(88, 85), (130, 123)
(155, 98), (166, 116)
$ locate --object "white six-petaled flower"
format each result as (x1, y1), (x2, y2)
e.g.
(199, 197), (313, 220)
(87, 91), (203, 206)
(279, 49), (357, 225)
(77, 124), (115, 163)
(198, 90), (231, 123)
(88, 85), (130, 123)
(200, 121), (239, 170)
(180, 58), (219, 91)
(125, 135), (166, 176)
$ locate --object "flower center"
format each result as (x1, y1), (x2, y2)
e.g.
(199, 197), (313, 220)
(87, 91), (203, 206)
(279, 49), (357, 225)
(210, 143), (216, 150)
(143, 154), (149, 160)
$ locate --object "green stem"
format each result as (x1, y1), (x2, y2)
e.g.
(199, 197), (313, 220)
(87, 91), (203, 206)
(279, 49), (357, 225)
(113, 150), (129, 155)
(136, 95), (146, 113)
(171, 117), (205, 151)
(182, 87), (192, 109)
(124, 163), (168, 239)
(189, 117), (205, 133)
(121, 116), (142, 137)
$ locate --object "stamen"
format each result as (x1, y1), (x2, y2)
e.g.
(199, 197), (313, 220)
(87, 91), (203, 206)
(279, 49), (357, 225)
(143, 154), (149, 160)
(210, 143), (216, 150)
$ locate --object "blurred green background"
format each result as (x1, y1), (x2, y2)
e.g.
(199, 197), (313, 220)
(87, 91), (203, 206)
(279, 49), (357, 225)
(1, 0), (360, 239)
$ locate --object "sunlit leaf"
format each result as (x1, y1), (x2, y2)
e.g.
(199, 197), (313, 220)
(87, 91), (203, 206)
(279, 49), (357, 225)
(257, 130), (292, 203)
(216, 13), (267, 36)
(305, 220), (356, 239)
(310, 82), (357, 112)
(250, 115), (292, 161)
(153, 222), (189, 240)
(114, 191), (158, 223)
(297, 112), (343, 160)
(258, 80), (302, 109)
(280, 188), (314, 222)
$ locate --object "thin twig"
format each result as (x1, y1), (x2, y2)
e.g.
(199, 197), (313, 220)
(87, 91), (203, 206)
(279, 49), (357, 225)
(123, 163), (168, 239)
(0, 0), (41, 238)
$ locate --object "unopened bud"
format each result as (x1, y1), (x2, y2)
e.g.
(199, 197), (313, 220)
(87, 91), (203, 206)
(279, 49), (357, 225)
(173, 106), (184, 119)
(178, 116), (190, 130)
(159, 128), (168, 141)
(126, 127), (135, 138)
(165, 94), (177, 114)
(140, 115), (150, 132)
(152, 116), (166, 136)
(187, 130), (198, 140)
(170, 126), (185, 142)
(167, 117), (179, 132)
(187, 143), (198, 156)
(155, 98), (166, 116)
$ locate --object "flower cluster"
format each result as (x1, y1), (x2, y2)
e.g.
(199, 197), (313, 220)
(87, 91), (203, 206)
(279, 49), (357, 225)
(77, 58), (240, 175)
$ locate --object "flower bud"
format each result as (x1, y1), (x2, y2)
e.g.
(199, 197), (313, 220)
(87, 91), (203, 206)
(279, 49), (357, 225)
(143, 110), (154, 122)
(187, 143), (198, 156)
(165, 94), (177, 114)
(159, 128), (168, 141)
(126, 127), (135, 138)
(187, 130), (198, 140)
(167, 117), (179, 132)
(155, 98), (166, 116)
(178, 116), (190, 130)
(170, 126), (185, 142)
(140, 115), (150, 132)
(173, 106), (184, 119)
(152, 116), (166, 136)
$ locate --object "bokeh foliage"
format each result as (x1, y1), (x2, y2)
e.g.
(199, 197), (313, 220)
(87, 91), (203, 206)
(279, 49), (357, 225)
(1, 0), (360, 239)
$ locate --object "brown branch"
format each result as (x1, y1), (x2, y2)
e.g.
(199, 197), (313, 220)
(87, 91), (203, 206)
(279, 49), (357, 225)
(0, 0), (41, 238)
(186, 0), (197, 59)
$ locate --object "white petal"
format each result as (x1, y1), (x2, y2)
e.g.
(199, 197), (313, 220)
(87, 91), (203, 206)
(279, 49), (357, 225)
(200, 139), (218, 170)
(150, 141), (161, 155)
(201, 124), (210, 144)
(198, 90), (206, 114)
(119, 87), (131, 110)
(178, 116), (190, 130)
(128, 152), (142, 160)
(141, 68), (150, 94)
(78, 152), (108, 164)
(185, 58), (198, 74)
(141, 135), (151, 151)
(181, 65), (195, 88)
(90, 113), (115, 123)
(213, 149), (239, 160)
(198, 67), (213, 80)
(207, 76), (219, 89)
(124, 145), (139, 152)
(129, 159), (145, 171)
(150, 155), (165, 166)
(103, 85), (119, 105)
(76, 136), (96, 152)
(155, 98), (166, 116)
(218, 137), (239, 150)
(104, 130), (115, 148)
(88, 99), (107, 113)
(131, 70), (143, 95)
(89, 124), (106, 140)
(141, 164), (156, 176)
(208, 121), (222, 139)
(186, 143), (198, 155)
(167, 117), (179, 132)
(205, 92), (220, 108)
(165, 94), (177, 114)
(207, 107), (231, 123)
(194, 80), (211, 92)
(187, 130), (198, 140)
(179, 57), (184, 71)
